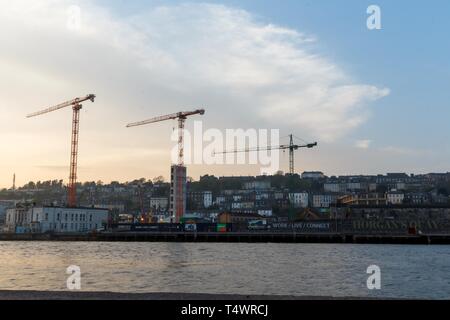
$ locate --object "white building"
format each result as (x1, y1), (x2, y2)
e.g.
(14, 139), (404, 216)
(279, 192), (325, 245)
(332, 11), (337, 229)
(0, 200), (16, 226)
(312, 194), (337, 208)
(387, 191), (405, 205)
(289, 192), (309, 208)
(203, 191), (213, 208)
(5, 206), (109, 234)
(150, 197), (169, 211)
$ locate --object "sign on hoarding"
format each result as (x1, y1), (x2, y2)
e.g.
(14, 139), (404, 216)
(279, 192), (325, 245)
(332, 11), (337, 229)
(271, 221), (333, 232)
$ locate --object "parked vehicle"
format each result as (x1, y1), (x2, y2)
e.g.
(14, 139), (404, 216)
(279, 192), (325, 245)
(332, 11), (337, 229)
(248, 220), (269, 231)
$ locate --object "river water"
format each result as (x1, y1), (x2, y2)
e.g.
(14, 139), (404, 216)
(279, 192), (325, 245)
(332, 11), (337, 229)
(0, 242), (448, 299)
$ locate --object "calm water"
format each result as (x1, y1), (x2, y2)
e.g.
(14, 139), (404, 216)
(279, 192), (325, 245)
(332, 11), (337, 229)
(0, 242), (449, 299)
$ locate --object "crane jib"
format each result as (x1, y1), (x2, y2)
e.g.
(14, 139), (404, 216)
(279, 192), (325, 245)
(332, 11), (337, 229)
(126, 109), (205, 128)
(26, 94), (96, 118)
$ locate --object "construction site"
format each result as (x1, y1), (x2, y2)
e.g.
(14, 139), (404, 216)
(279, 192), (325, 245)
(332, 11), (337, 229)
(3, 92), (324, 235)
(1, 93), (450, 244)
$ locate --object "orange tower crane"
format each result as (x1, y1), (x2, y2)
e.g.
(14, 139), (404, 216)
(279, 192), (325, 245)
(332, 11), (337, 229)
(127, 109), (205, 223)
(27, 94), (96, 207)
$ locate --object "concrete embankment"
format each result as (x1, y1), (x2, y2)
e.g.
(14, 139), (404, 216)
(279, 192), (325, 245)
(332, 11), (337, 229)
(0, 232), (449, 244)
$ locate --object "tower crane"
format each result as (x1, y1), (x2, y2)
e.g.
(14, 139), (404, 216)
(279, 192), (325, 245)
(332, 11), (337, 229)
(215, 134), (317, 175)
(126, 109), (205, 165)
(127, 109), (205, 223)
(27, 94), (96, 207)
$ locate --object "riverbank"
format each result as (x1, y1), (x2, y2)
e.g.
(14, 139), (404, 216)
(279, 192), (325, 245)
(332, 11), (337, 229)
(0, 232), (450, 244)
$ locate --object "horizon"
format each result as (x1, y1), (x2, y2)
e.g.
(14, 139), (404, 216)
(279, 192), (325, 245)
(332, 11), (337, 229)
(4, 170), (450, 190)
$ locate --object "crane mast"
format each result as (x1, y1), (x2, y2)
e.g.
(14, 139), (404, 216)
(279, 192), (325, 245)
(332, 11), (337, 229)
(27, 94), (96, 207)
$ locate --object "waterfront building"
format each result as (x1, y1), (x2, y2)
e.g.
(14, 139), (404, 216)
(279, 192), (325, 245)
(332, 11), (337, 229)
(5, 206), (109, 234)
(0, 200), (16, 226)
(335, 203), (450, 221)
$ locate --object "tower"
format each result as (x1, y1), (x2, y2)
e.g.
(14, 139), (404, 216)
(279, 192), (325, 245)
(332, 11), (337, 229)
(170, 165), (187, 223)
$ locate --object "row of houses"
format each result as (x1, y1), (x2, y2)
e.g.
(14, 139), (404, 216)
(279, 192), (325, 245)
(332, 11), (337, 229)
(149, 188), (449, 219)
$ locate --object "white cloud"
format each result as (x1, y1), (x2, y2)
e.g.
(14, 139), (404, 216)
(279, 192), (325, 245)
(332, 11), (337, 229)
(355, 139), (372, 149)
(0, 0), (390, 185)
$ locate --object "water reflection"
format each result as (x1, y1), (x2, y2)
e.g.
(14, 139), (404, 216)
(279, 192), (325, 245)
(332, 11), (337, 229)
(0, 242), (448, 299)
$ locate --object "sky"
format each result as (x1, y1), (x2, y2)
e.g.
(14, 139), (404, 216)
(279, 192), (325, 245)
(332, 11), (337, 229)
(0, 0), (449, 188)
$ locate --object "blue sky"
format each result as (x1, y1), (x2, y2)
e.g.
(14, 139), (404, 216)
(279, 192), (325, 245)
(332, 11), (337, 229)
(99, 0), (450, 150)
(1, 0), (449, 186)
